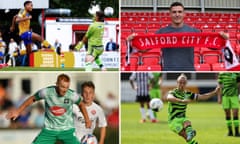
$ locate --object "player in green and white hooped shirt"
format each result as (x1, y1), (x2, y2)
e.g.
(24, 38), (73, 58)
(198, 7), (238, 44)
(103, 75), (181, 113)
(73, 81), (107, 144)
(75, 11), (105, 71)
(167, 74), (219, 144)
(218, 72), (240, 137)
(6, 74), (91, 144)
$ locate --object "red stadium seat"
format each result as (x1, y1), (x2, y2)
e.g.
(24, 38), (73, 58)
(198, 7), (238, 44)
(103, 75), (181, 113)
(195, 63), (211, 71)
(211, 63), (226, 71)
(202, 51), (222, 64)
(149, 17), (161, 23)
(136, 17), (149, 24)
(194, 52), (202, 64)
(142, 54), (161, 66)
(137, 65), (161, 71)
(148, 27), (159, 33)
(133, 28), (147, 33)
(213, 24), (225, 32)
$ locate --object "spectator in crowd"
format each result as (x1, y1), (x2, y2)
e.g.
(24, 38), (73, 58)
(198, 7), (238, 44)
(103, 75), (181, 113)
(0, 32), (6, 64)
(105, 38), (118, 51)
(5, 38), (19, 65)
(0, 82), (14, 128)
(54, 39), (61, 55)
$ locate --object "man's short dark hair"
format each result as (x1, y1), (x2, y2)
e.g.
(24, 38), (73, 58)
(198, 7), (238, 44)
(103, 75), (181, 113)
(24, 1), (32, 7)
(96, 11), (105, 22)
(170, 2), (184, 10)
(81, 81), (95, 91)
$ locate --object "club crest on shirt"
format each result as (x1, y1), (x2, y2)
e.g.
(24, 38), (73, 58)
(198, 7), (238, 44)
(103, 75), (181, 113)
(64, 98), (70, 104)
(91, 109), (96, 115)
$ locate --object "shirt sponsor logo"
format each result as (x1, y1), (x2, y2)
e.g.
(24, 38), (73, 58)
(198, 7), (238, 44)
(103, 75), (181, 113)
(50, 106), (66, 116)
(91, 109), (96, 115)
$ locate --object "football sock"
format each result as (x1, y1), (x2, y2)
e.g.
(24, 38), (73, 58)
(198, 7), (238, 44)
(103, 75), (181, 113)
(153, 111), (157, 118)
(140, 108), (146, 120)
(233, 117), (239, 135)
(185, 125), (194, 135)
(85, 62), (93, 71)
(226, 117), (233, 135)
(95, 57), (103, 68)
(187, 139), (198, 144)
(148, 109), (155, 120)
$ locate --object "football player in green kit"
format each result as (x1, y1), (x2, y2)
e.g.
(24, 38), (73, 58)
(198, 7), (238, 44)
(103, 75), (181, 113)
(167, 73), (219, 144)
(75, 11), (105, 71)
(218, 72), (240, 137)
(6, 74), (91, 144)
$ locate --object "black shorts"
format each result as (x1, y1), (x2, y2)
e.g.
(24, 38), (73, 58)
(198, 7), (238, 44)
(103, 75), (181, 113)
(136, 95), (150, 102)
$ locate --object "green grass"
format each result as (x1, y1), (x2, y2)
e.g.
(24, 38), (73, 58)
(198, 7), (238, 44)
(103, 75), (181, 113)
(121, 102), (240, 144)
(0, 67), (119, 71)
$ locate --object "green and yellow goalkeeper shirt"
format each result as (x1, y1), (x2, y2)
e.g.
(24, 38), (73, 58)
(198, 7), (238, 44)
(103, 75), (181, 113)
(85, 22), (104, 47)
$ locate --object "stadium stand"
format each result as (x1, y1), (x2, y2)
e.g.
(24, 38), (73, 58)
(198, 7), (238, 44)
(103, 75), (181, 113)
(121, 0), (240, 71)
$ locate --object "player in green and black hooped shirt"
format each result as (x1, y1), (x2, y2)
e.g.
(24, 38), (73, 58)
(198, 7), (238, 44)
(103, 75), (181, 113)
(167, 74), (219, 144)
(6, 74), (91, 144)
(218, 72), (240, 137)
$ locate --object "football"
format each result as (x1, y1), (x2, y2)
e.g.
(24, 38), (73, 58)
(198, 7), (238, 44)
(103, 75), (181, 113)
(150, 98), (163, 110)
(81, 134), (98, 144)
(104, 7), (114, 16)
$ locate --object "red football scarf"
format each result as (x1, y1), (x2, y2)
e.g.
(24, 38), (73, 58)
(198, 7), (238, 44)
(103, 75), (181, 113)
(127, 32), (240, 71)
(130, 32), (226, 50)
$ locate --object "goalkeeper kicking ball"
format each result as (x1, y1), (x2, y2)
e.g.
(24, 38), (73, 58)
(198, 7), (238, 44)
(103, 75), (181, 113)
(81, 134), (98, 144)
(150, 98), (163, 111)
(104, 7), (114, 16)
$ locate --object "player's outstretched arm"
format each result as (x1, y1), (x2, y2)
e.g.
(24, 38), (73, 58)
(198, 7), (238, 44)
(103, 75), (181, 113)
(10, 15), (17, 32)
(75, 36), (88, 51)
(6, 96), (35, 120)
(99, 127), (106, 144)
(197, 86), (219, 101)
(217, 84), (222, 104)
(79, 101), (92, 128)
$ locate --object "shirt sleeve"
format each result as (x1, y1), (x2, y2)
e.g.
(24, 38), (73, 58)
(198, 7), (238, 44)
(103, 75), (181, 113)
(72, 92), (82, 105)
(33, 88), (47, 101)
(97, 107), (107, 127)
(72, 104), (79, 116)
(85, 24), (94, 38)
(17, 9), (25, 18)
(186, 91), (198, 100)
(129, 72), (136, 81)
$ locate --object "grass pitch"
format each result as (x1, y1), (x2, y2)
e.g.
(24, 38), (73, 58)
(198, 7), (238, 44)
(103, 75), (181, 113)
(121, 102), (240, 144)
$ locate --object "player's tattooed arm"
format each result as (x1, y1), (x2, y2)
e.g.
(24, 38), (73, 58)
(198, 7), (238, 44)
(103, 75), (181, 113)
(197, 86), (219, 101)
(6, 96), (36, 120)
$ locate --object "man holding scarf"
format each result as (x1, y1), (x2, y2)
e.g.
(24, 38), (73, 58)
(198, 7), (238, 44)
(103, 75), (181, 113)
(127, 1), (229, 71)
